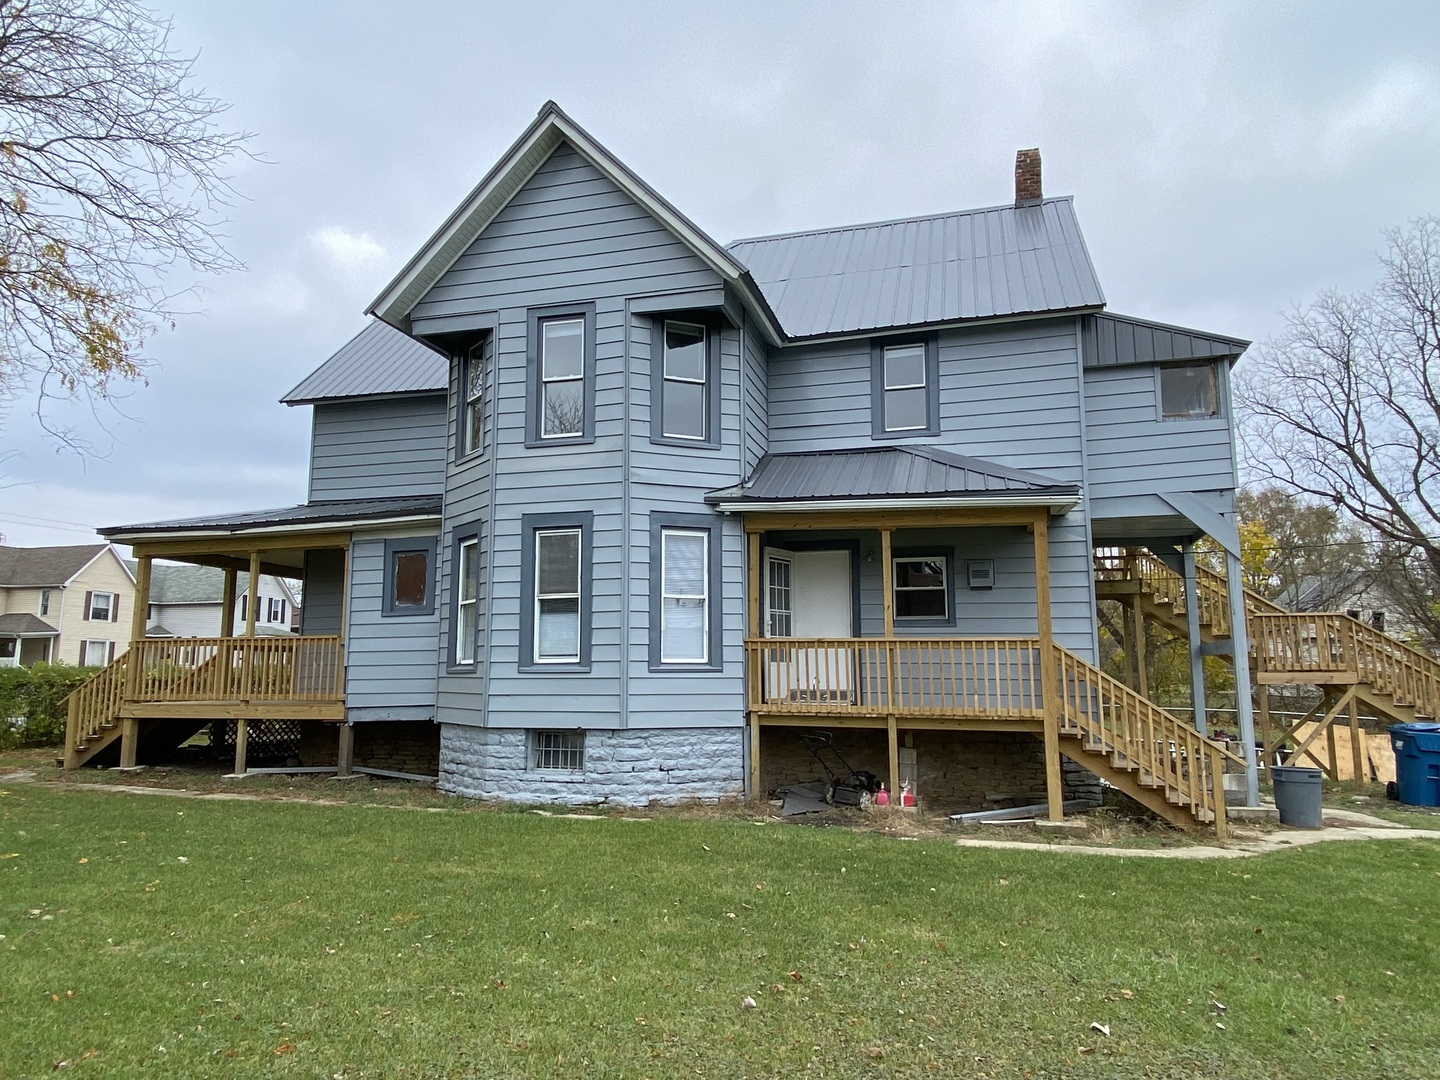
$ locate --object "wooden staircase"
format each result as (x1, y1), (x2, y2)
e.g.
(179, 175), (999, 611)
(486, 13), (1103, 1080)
(63, 654), (130, 769)
(1052, 643), (1231, 836)
(1095, 547), (1440, 743)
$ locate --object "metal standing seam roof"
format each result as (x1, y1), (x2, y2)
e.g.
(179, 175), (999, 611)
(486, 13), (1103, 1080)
(281, 321), (448, 405)
(101, 495), (443, 538)
(1082, 312), (1250, 369)
(726, 197), (1106, 340)
(705, 446), (1078, 505)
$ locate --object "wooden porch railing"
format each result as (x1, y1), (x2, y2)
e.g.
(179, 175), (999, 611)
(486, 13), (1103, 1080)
(1053, 644), (1227, 831)
(125, 635), (345, 703)
(744, 637), (1044, 718)
(63, 654), (130, 768)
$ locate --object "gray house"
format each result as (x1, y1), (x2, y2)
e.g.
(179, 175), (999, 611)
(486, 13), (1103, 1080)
(87, 103), (1253, 831)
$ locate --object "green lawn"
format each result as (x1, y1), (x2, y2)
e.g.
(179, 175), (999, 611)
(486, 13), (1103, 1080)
(1, 784), (1437, 1079)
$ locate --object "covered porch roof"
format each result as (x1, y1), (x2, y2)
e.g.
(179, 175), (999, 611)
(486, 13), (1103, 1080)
(706, 445), (1079, 516)
(0, 613), (59, 638)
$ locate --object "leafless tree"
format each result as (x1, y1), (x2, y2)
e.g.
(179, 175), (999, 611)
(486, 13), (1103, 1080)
(1238, 217), (1440, 648)
(0, 0), (251, 448)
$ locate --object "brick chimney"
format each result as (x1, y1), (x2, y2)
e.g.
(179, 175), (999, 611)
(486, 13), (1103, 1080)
(1015, 148), (1042, 204)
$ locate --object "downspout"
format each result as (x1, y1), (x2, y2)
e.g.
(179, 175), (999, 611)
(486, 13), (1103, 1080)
(481, 332), (500, 728)
(620, 297), (632, 728)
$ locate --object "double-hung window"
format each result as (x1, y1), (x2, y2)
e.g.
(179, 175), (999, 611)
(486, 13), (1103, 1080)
(663, 321), (706, 440)
(454, 534), (480, 667)
(871, 335), (939, 438)
(649, 513), (722, 670)
(460, 340), (487, 457)
(661, 529), (708, 663)
(540, 317), (584, 439)
(85, 591), (116, 622)
(535, 528), (581, 663)
(893, 553), (952, 624)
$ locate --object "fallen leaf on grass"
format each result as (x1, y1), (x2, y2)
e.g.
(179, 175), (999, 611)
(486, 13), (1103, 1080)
(788, 971), (803, 982)
(274, 1043), (296, 1055)
(77, 858), (87, 864)
(2, 853), (18, 860)
(1333, 995), (1346, 1004)
(1120, 989), (1134, 1000)
(742, 996), (757, 1009)
(1089, 1023), (1110, 1037)
(1211, 1000), (1227, 1014)
(1077, 1046), (1095, 1055)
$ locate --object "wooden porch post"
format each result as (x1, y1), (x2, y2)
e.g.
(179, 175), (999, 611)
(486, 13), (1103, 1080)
(244, 552), (261, 638)
(121, 555), (151, 767)
(221, 567), (237, 637)
(233, 717), (249, 777)
(880, 527), (899, 799)
(1133, 603), (1148, 697)
(1034, 512), (1064, 822)
(1181, 543), (1208, 735)
(337, 723), (354, 777)
(1348, 692), (1365, 787)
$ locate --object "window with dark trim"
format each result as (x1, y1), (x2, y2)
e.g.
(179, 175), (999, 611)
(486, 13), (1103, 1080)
(519, 512), (594, 670)
(526, 304), (596, 446)
(1158, 362), (1220, 418)
(382, 538), (437, 616)
(451, 530), (481, 668)
(892, 549), (955, 626)
(39, 589), (50, 616)
(649, 512), (723, 671)
(459, 338), (487, 458)
(871, 334), (939, 438)
(649, 314), (721, 449)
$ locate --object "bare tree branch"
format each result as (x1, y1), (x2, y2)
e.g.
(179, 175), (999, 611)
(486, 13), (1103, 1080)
(0, 0), (253, 449)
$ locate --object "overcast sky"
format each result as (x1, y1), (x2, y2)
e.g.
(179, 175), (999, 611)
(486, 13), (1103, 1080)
(2, 0), (1438, 547)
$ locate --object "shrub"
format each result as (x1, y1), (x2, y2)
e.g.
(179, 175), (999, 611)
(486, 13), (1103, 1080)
(0, 663), (93, 748)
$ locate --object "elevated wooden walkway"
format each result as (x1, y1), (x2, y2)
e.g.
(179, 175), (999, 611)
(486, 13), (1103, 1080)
(1095, 548), (1438, 780)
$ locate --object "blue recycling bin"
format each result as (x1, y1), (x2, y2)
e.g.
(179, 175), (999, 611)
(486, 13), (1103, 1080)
(1389, 723), (1440, 807)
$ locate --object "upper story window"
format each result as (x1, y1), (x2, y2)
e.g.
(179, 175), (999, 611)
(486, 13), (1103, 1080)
(267, 597), (287, 624)
(526, 304), (595, 447)
(871, 335), (939, 439)
(1159, 362), (1219, 419)
(460, 340), (487, 457)
(383, 539), (437, 616)
(663, 321), (706, 439)
(85, 590), (117, 622)
(39, 589), (50, 616)
(650, 316), (720, 449)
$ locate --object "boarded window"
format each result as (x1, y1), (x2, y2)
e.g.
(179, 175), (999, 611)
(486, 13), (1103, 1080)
(393, 552), (428, 608)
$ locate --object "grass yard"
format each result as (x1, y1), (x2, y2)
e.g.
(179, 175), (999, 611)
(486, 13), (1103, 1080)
(1, 784), (1438, 1079)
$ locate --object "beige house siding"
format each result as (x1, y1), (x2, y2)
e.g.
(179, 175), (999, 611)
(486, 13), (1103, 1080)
(55, 551), (135, 666)
(2, 586), (48, 618)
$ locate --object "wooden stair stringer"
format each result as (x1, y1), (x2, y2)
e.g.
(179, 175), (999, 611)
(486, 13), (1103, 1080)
(1058, 733), (1201, 830)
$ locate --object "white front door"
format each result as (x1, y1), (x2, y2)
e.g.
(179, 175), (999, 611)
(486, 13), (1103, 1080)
(763, 548), (853, 702)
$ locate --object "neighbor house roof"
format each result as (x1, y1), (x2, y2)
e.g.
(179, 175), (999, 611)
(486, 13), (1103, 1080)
(706, 446), (1079, 512)
(102, 495), (442, 541)
(282, 320), (448, 405)
(0, 613), (59, 636)
(0, 544), (115, 587)
(727, 198), (1105, 340)
(1081, 312), (1249, 369)
(368, 100), (786, 344)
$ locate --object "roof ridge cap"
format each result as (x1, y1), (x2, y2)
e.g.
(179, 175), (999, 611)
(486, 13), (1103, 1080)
(727, 196), (1076, 248)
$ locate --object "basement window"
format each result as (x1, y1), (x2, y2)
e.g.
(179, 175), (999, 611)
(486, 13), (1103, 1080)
(1159, 362), (1219, 418)
(533, 730), (585, 771)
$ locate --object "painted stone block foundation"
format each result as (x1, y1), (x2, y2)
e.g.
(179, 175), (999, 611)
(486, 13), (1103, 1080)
(438, 723), (744, 806)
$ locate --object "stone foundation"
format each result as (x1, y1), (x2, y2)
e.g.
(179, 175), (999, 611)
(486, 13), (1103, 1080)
(299, 721), (440, 776)
(438, 724), (744, 806)
(759, 727), (1103, 810)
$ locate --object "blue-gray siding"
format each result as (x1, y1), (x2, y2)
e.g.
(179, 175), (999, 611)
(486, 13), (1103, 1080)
(300, 550), (344, 636)
(1083, 365), (1238, 505)
(426, 142), (746, 730)
(345, 534), (439, 713)
(765, 318), (1094, 655)
(309, 397), (448, 501)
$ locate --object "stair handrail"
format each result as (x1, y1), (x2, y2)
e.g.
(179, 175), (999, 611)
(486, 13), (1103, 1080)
(63, 655), (130, 767)
(1052, 643), (1230, 835)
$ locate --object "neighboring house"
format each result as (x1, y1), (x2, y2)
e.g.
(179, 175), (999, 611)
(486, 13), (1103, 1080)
(132, 561), (299, 638)
(89, 103), (1258, 827)
(0, 544), (136, 666)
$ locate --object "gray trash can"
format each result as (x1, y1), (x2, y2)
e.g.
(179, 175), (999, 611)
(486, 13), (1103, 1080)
(1271, 765), (1324, 828)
